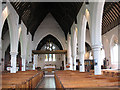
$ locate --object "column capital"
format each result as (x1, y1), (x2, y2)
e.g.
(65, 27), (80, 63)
(10, 52), (18, 56)
(92, 44), (102, 51)
(78, 51), (85, 55)
(71, 55), (77, 58)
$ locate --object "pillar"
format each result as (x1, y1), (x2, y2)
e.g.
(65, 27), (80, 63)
(21, 55), (26, 71)
(92, 45), (102, 75)
(67, 34), (73, 70)
(0, 2), (2, 89)
(71, 25), (77, 71)
(0, 1), (2, 72)
(10, 52), (18, 73)
(78, 51), (85, 72)
(89, 2), (105, 75)
(77, 15), (87, 72)
(33, 55), (37, 70)
(118, 25), (120, 69)
(63, 54), (66, 70)
(0, 45), (2, 72)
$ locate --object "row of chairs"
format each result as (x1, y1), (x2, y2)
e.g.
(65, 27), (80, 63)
(55, 70), (119, 89)
(2, 70), (44, 90)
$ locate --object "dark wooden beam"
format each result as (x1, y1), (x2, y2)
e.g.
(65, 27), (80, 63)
(32, 50), (67, 54)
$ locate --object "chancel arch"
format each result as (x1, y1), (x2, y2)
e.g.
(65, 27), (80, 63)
(33, 13), (66, 50)
(34, 34), (65, 70)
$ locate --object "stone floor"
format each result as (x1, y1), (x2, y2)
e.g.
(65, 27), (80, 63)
(36, 72), (56, 89)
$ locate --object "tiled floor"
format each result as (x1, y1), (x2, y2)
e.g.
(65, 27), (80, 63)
(37, 75), (56, 89)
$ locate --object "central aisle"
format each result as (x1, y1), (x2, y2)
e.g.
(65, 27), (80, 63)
(37, 73), (56, 89)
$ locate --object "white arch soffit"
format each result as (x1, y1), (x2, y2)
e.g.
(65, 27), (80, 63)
(89, 1), (105, 46)
(1, 2), (20, 52)
(20, 21), (27, 56)
(6, 3), (19, 52)
(77, 5), (88, 52)
(35, 33), (65, 50)
(1, 5), (10, 37)
(1, 2), (19, 31)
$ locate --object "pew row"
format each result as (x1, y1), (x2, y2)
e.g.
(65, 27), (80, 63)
(2, 70), (44, 89)
(55, 70), (119, 89)
(90, 70), (120, 77)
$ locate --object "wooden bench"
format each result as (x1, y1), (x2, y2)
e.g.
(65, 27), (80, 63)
(2, 70), (43, 89)
(55, 70), (119, 89)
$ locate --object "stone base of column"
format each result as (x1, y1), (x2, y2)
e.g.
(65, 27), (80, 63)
(80, 65), (85, 72)
(33, 64), (35, 70)
(21, 58), (26, 71)
(73, 56), (76, 71)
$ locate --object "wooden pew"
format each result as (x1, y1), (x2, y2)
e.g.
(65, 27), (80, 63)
(55, 70), (119, 89)
(2, 70), (43, 89)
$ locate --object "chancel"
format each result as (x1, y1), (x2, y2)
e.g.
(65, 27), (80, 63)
(0, 1), (119, 89)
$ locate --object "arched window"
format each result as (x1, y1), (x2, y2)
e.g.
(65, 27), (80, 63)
(49, 54), (52, 61)
(45, 54), (48, 61)
(100, 48), (105, 65)
(112, 43), (118, 64)
(110, 35), (118, 69)
(44, 43), (57, 62)
(53, 54), (56, 61)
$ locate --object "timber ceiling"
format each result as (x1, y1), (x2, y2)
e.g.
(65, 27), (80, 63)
(2, 2), (120, 49)
(102, 2), (120, 34)
(10, 2), (83, 40)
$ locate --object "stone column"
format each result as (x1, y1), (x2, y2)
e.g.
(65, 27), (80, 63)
(78, 51), (85, 72)
(67, 34), (73, 70)
(0, 45), (2, 72)
(72, 26), (77, 71)
(0, 1), (2, 72)
(92, 45), (102, 75)
(33, 55), (37, 70)
(10, 52), (18, 73)
(89, 1), (105, 75)
(21, 55), (26, 71)
(63, 54), (66, 70)
(118, 25), (120, 69)
(0, 2), (2, 90)
(77, 15), (87, 72)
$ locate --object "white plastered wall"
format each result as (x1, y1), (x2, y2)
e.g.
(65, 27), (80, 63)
(102, 25), (119, 69)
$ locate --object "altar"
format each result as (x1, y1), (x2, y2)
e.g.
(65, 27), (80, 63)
(44, 64), (55, 72)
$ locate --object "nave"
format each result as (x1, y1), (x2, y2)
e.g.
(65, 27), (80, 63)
(2, 69), (120, 89)
(0, 1), (120, 90)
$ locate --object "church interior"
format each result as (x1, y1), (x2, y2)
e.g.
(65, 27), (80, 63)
(0, 1), (120, 89)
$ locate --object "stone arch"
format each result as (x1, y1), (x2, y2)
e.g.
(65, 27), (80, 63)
(89, 1), (105, 46)
(0, 3), (20, 73)
(1, 20), (10, 59)
(19, 22), (27, 71)
(34, 32), (66, 50)
(1, 3), (20, 52)
(36, 34), (63, 50)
